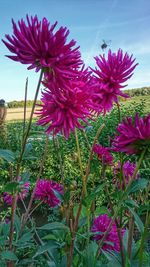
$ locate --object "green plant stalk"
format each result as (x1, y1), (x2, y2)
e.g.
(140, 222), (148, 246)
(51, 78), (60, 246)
(96, 148), (146, 258)
(139, 210), (150, 266)
(20, 197), (52, 262)
(74, 123), (105, 231)
(81, 128), (91, 150)
(9, 194), (18, 251)
(28, 200), (44, 217)
(116, 102), (121, 123)
(19, 69), (44, 163)
(22, 77), (28, 141)
(8, 69), (44, 253)
(20, 135), (48, 232)
(104, 183), (125, 267)
(116, 103), (126, 188)
(127, 214), (134, 260)
(75, 128), (86, 194)
(67, 124), (105, 267)
(54, 136), (65, 183)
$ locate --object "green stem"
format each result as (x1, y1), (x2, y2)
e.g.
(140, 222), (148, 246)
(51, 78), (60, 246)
(28, 200), (43, 217)
(8, 70), (44, 252)
(127, 214), (134, 260)
(96, 148), (146, 258)
(19, 69), (44, 163)
(22, 77), (28, 141)
(139, 211), (150, 266)
(67, 125), (105, 267)
(20, 135), (48, 232)
(75, 128), (86, 195)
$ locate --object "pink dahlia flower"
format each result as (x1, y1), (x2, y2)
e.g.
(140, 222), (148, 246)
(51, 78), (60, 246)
(113, 160), (139, 189)
(34, 179), (63, 207)
(2, 15), (82, 77)
(92, 49), (138, 114)
(91, 214), (125, 252)
(93, 144), (113, 165)
(3, 180), (30, 206)
(112, 113), (150, 154)
(37, 76), (94, 139)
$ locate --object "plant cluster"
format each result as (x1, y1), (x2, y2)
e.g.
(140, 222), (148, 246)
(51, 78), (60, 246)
(0, 15), (150, 267)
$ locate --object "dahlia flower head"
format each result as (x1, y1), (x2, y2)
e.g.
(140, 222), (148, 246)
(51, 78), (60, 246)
(92, 49), (138, 114)
(3, 179), (30, 206)
(93, 144), (114, 166)
(112, 113), (150, 154)
(2, 15), (82, 79)
(34, 179), (63, 207)
(113, 160), (139, 189)
(91, 214), (125, 252)
(37, 69), (94, 139)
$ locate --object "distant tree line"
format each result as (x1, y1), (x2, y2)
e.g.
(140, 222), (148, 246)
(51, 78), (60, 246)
(7, 100), (42, 108)
(5, 86), (150, 108)
(124, 86), (150, 97)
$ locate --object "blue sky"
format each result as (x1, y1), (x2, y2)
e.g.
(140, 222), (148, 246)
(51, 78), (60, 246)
(0, 0), (150, 101)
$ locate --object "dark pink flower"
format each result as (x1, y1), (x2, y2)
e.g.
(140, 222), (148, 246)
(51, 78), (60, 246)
(37, 75), (94, 139)
(92, 49), (138, 114)
(93, 144), (114, 165)
(3, 192), (12, 206)
(3, 180), (30, 206)
(2, 15), (82, 78)
(112, 113), (150, 154)
(91, 214), (125, 252)
(113, 160), (139, 189)
(34, 179), (63, 207)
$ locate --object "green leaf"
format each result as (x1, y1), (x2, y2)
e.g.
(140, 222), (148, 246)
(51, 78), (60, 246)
(127, 207), (144, 233)
(1, 250), (18, 261)
(38, 222), (69, 232)
(46, 261), (56, 267)
(125, 199), (139, 208)
(102, 250), (121, 267)
(33, 241), (59, 258)
(0, 149), (15, 163)
(83, 183), (105, 207)
(3, 182), (19, 194)
(128, 178), (148, 194)
(17, 232), (33, 245)
(23, 143), (32, 155)
(95, 206), (109, 216)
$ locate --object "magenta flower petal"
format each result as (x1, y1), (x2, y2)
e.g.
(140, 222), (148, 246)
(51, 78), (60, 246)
(36, 71), (94, 139)
(91, 214), (125, 252)
(113, 160), (139, 189)
(2, 15), (82, 78)
(3, 180), (30, 206)
(112, 113), (150, 154)
(34, 179), (63, 207)
(91, 49), (138, 114)
(93, 144), (114, 166)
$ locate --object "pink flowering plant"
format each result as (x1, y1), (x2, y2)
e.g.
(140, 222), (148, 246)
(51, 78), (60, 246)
(0, 15), (149, 267)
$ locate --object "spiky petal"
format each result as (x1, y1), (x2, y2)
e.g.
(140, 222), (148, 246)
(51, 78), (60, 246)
(2, 15), (82, 78)
(34, 179), (63, 207)
(92, 49), (138, 114)
(91, 214), (125, 252)
(93, 144), (114, 166)
(37, 74), (94, 139)
(113, 160), (139, 189)
(112, 113), (150, 154)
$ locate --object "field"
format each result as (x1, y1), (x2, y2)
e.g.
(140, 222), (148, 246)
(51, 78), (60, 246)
(5, 95), (150, 121)
(6, 107), (37, 121)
